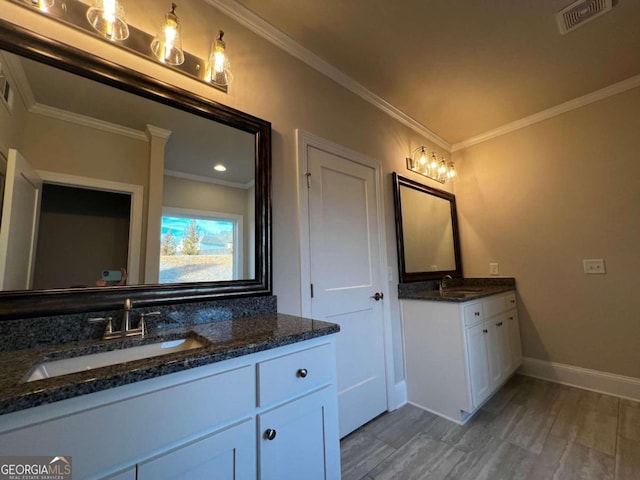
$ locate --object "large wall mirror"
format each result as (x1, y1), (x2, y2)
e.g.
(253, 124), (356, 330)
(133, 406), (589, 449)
(392, 173), (462, 282)
(0, 20), (271, 319)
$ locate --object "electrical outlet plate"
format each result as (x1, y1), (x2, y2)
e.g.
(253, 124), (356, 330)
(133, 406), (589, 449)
(583, 259), (606, 274)
(489, 263), (499, 275)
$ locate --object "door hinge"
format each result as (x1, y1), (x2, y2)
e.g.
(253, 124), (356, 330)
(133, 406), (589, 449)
(305, 172), (311, 188)
(310, 283), (314, 298)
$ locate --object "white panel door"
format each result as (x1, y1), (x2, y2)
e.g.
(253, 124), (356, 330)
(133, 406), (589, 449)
(0, 148), (42, 290)
(307, 145), (387, 437)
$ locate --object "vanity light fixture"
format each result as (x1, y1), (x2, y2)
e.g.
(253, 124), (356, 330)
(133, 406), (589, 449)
(406, 146), (456, 184)
(22, 0), (54, 11)
(10, 0), (231, 93)
(151, 3), (185, 66)
(86, 0), (129, 41)
(206, 31), (233, 87)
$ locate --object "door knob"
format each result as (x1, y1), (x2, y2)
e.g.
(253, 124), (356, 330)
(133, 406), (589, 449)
(370, 292), (384, 301)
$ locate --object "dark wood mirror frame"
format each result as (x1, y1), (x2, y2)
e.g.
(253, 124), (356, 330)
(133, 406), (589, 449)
(392, 173), (462, 282)
(0, 20), (272, 319)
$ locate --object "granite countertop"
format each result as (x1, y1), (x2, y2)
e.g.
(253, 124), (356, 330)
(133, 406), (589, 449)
(0, 313), (339, 416)
(399, 285), (514, 302)
(398, 277), (516, 303)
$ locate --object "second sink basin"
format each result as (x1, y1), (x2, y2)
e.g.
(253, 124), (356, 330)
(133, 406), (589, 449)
(23, 336), (206, 383)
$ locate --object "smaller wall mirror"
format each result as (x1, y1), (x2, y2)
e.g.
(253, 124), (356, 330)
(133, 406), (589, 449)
(392, 173), (462, 282)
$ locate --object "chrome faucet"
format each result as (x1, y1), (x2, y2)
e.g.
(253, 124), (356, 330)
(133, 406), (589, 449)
(439, 275), (453, 294)
(122, 298), (132, 335)
(87, 299), (160, 340)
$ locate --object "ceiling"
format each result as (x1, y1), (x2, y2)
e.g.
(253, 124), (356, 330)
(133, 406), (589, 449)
(233, 0), (640, 146)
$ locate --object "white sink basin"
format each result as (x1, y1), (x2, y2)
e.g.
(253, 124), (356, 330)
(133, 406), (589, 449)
(23, 337), (206, 383)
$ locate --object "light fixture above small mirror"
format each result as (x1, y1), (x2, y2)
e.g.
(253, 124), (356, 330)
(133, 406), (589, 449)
(406, 146), (456, 184)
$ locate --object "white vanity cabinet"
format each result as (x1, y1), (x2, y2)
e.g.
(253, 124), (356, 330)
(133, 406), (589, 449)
(0, 336), (340, 480)
(401, 290), (521, 423)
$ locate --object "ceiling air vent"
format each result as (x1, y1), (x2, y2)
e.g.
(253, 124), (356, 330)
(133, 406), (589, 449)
(556, 0), (613, 35)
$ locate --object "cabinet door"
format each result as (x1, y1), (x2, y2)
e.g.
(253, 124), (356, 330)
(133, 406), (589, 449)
(465, 323), (491, 409)
(492, 315), (511, 386)
(137, 419), (256, 480)
(259, 387), (340, 480)
(507, 309), (522, 372)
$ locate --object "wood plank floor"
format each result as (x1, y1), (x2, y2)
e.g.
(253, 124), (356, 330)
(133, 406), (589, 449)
(340, 375), (640, 480)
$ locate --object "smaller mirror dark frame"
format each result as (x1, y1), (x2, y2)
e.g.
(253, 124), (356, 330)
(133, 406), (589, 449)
(392, 173), (462, 282)
(0, 20), (271, 319)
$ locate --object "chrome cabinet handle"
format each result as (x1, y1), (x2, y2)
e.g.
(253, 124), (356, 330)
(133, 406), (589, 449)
(264, 429), (277, 440)
(474, 312), (480, 316)
(297, 368), (308, 378)
(370, 292), (384, 301)
(483, 329), (488, 334)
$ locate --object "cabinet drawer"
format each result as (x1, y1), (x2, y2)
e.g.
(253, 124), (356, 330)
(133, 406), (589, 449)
(258, 343), (333, 407)
(463, 303), (484, 327)
(504, 292), (517, 310)
(484, 296), (506, 318)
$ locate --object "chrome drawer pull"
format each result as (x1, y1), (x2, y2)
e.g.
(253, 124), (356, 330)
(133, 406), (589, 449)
(297, 368), (308, 378)
(264, 429), (277, 440)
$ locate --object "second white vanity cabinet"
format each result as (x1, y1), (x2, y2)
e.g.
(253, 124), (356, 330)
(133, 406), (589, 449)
(401, 290), (521, 423)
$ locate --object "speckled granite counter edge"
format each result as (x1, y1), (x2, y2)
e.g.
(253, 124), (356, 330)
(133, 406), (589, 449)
(398, 277), (516, 302)
(0, 313), (339, 416)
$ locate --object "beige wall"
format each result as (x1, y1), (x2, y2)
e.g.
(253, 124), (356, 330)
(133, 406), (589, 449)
(453, 87), (640, 378)
(20, 113), (148, 185)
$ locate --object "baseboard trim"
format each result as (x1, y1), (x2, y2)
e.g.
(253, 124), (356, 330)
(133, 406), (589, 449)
(519, 357), (640, 402)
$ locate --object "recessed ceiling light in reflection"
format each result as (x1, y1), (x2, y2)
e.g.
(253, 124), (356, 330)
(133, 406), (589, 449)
(214, 164), (227, 172)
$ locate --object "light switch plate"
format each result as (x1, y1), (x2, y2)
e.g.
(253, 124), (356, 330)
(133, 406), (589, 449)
(583, 259), (606, 274)
(489, 263), (499, 275)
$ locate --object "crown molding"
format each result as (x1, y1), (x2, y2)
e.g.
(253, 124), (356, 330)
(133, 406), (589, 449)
(30, 102), (147, 141)
(452, 74), (640, 152)
(164, 169), (254, 190)
(204, 0), (451, 151)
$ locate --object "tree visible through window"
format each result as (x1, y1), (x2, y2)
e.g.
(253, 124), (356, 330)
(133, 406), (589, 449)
(159, 215), (236, 283)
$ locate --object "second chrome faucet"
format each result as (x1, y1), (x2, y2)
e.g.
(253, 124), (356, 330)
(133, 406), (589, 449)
(439, 275), (453, 295)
